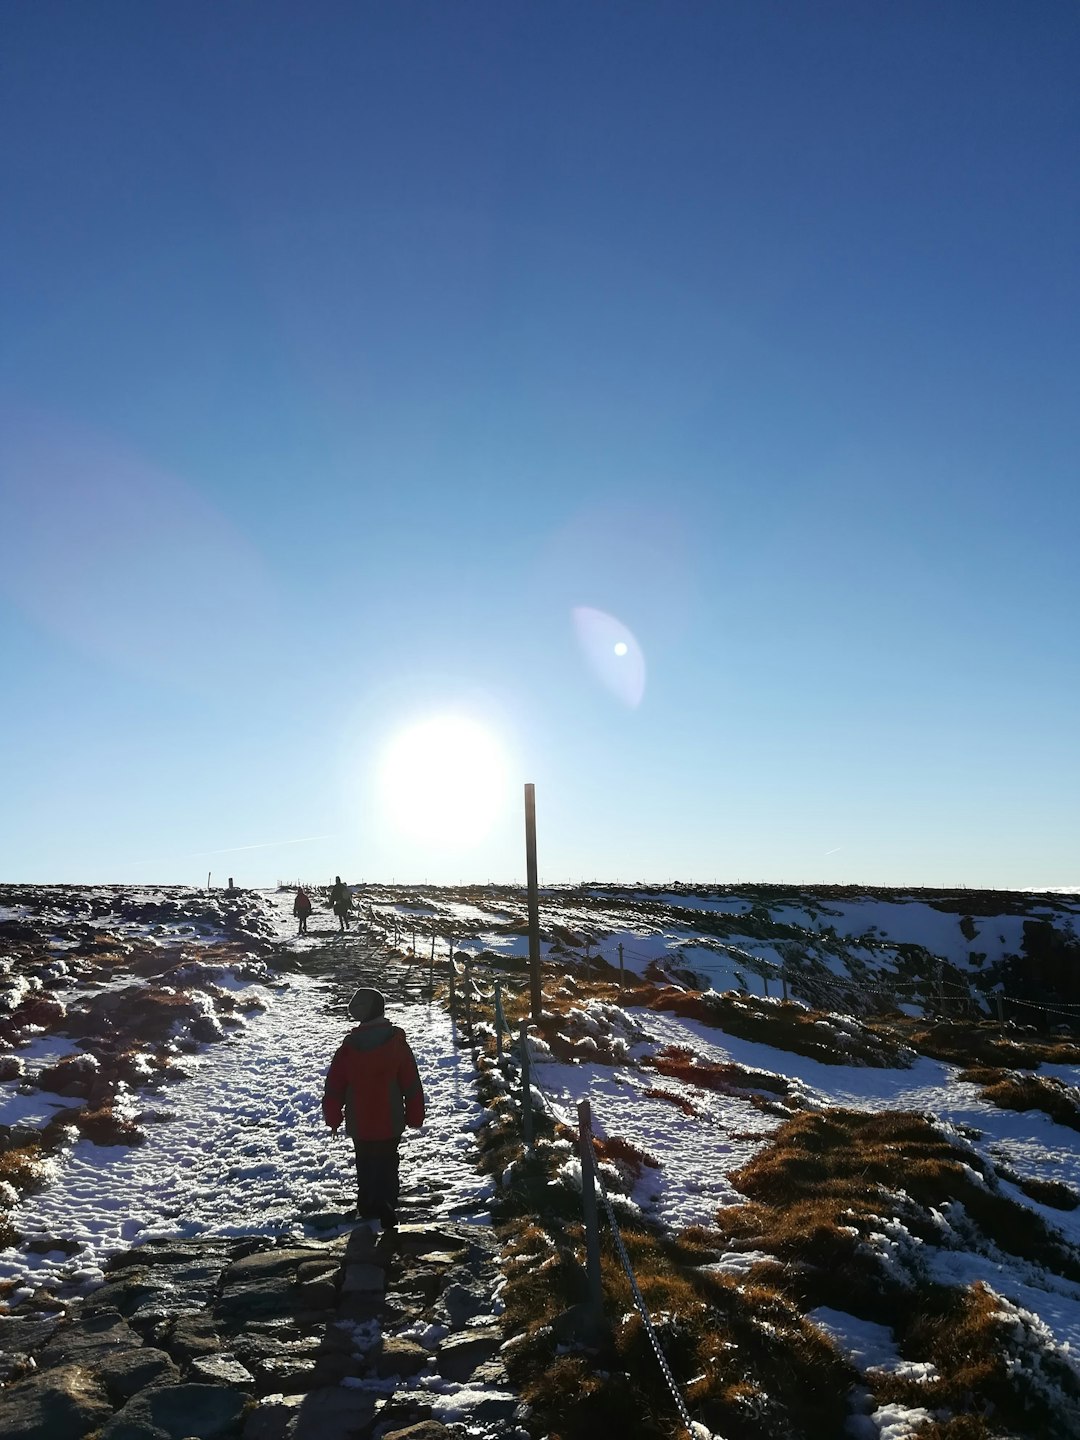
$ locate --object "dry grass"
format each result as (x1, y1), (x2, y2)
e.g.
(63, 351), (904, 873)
(647, 1045), (791, 1098)
(872, 1016), (1080, 1070)
(958, 1068), (1080, 1132)
(642, 1085), (699, 1116)
(710, 1109), (1080, 1434)
(644, 987), (911, 1067)
(0, 1144), (51, 1248)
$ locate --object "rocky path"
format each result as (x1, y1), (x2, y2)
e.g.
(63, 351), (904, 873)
(0, 904), (522, 1440)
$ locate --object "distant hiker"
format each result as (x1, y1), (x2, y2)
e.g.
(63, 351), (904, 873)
(329, 875), (351, 932)
(293, 887), (313, 935)
(323, 988), (425, 1227)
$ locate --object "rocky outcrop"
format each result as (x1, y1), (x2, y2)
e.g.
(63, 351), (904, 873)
(0, 1222), (519, 1440)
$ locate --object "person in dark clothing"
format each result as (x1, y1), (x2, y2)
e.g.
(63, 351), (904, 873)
(293, 887), (313, 935)
(329, 875), (351, 932)
(322, 988), (425, 1227)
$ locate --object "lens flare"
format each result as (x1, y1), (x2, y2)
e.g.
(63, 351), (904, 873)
(572, 607), (646, 707)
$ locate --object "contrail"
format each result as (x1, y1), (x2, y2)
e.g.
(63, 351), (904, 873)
(119, 835), (336, 869)
(824, 846), (843, 856)
(192, 834), (336, 857)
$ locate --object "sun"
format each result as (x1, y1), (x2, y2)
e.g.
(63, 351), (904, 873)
(377, 715), (509, 846)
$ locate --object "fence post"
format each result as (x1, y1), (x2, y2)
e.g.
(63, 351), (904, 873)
(412, 928), (417, 955)
(393, 918), (399, 947)
(782, 970), (789, 1002)
(430, 934), (435, 964)
(763, 975), (770, 998)
(996, 993), (1005, 1024)
(449, 961), (457, 1015)
(464, 956), (473, 1037)
(577, 1101), (604, 1326)
(618, 943), (624, 988)
(520, 1022), (533, 1152)
(428, 938), (436, 994)
(495, 978), (504, 1060)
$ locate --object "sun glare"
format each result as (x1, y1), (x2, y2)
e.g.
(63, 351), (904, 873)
(378, 715), (509, 846)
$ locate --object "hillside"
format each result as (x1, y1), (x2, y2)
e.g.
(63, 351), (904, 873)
(2, 881), (1080, 1439)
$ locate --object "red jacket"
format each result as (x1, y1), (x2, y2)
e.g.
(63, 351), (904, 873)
(323, 1019), (425, 1141)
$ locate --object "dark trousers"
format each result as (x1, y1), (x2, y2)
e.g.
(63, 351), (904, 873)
(352, 1138), (399, 1219)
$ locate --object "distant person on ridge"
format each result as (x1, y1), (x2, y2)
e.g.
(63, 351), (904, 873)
(323, 988), (425, 1227)
(293, 887), (313, 935)
(329, 875), (351, 932)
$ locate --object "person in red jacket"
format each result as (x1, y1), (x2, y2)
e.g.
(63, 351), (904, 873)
(293, 888), (313, 935)
(322, 987), (425, 1227)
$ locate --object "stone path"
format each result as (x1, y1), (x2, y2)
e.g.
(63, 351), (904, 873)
(0, 916), (522, 1440)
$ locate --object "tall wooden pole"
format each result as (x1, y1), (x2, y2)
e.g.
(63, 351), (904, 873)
(525, 782), (542, 1021)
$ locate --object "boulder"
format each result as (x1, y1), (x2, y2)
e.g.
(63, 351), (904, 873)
(164, 1314), (222, 1363)
(242, 1394), (304, 1440)
(289, 1386), (378, 1440)
(383, 1424), (454, 1440)
(374, 1337), (430, 1378)
(223, 1247), (315, 1283)
(0, 1362), (113, 1440)
(340, 1263), (384, 1296)
(35, 1309), (140, 1370)
(188, 1353), (255, 1388)
(98, 1346), (179, 1402)
(435, 1327), (503, 1382)
(100, 1382), (247, 1439)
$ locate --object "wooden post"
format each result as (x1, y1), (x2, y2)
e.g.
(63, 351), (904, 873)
(763, 975), (770, 998)
(449, 961), (457, 1015)
(428, 938), (436, 994)
(525, 784), (542, 1021)
(618, 943), (624, 989)
(412, 928), (416, 955)
(782, 971), (789, 1002)
(520, 1021), (533, 1152)
(464, 956), (473, 1038)
(430, 934), (435, 963)
(577, 1101), (604, 1325)
(207, 872), (211, 890)
(495, 979), (503, 1060)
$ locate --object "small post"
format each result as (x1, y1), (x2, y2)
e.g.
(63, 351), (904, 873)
(207, 872), (211, 890)
(412, 928), (416, 955)
(495, 978), (504, 1060)
(763, 975), (770, 998)
(449, 962), (457, 1015)
(618, 942), (624, 988)
(428, 938), (436, 994)
(577, 1100), (604, 1325)
(430, 934), (435, 963)
(520, 1021), (533, 1152)
(464, 956), (473, 1037)
(525, 783), (542, 1022)
(393, 918), (399, 947)
(936, 965), (945, 1014)
(996, 992), (1005, 1024)
(782, 971), (789, 1002)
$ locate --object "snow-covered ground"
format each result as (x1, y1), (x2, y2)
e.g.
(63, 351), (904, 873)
(0, 893), (492, 1303)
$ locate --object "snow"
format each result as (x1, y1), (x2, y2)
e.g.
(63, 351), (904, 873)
(0, 909), (492, 1297)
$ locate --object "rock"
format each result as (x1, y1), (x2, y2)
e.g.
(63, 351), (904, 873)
(189, 1352), (255, 1388)
(295, 1259), (338, 1284)
(223, 1247), (317, 1282)
(440, 1282), (486, 1327)
(383, 1424), (454, 1440)
(98, 1346), (179, 1402)
(242, 1394), (304, 1440)
(340, 1263), (384, 1296)
(100, 1382), (247, 1439)
(289, 1386), (378, 1440)
(35, 1309), (141, 1370)
(436, 1327), (503, 1382)
(165, 1314), (222, 1362)
(343, 1228), (381, 1262)
(216, 1277), (296, 1325)
(374, 1337), (431, 1378)
(295, 1278), (337, 1309)
(0, 1362), (113, 1440)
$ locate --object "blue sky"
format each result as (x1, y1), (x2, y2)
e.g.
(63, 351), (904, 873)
(2, 2), (1078, 889)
